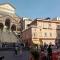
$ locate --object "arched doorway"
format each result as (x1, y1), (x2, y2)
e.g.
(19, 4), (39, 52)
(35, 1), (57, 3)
(11, 24), (16, 31)
(0, 23), (4, 31)
(5, 18), (10, 30)
(17, 27), (20, 31)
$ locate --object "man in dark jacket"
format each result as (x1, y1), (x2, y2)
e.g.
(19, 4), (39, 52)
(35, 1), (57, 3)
(47, 45), (52, 60)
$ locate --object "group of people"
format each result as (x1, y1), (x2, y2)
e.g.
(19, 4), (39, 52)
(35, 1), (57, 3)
(41, 45), (52, 60)
(14, 43), (53, 60)
(30, 44), (53, 60)
(40, 44), (52, 60)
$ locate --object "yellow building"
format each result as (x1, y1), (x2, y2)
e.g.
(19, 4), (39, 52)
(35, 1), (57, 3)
(22, 17), (60, 46)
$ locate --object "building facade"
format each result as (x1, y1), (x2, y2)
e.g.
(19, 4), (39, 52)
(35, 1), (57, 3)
(20, 18), (32, 42)
(0, 3), (21, 43)
(0, 3), (22, 33)
(22, 17), (60, 46)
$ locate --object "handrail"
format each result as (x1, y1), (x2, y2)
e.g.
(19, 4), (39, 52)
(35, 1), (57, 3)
(12, 31), (20, 42)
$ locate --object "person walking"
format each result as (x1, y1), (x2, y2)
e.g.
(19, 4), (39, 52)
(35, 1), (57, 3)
(47, 45), (52, 60)
(20, 47), (23, 56)
(29, 50), (39, 60)
(14, 46), (18, 55)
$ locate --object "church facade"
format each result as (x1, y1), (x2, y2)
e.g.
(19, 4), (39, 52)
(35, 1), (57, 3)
(0, 3), (21, 34)
(0, 3), (21, 43)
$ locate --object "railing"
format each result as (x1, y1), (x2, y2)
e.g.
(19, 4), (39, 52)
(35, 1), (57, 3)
(12, 31), (20, 43)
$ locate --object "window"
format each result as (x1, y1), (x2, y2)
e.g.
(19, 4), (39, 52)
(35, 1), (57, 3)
(50, 33), (52, 37)
(45, 33), (47, 37)
(48, 24), (51, 29)
(57, 33), (60, 37)
(57, 25), (60, 29)
(49, 24), (51, 27)
(57, 25), (60, 27)
(35, 29), (36, 31)
(34, 33), (35, 37)
(40, 29), (41, 31)
(43, 23), (47, 29)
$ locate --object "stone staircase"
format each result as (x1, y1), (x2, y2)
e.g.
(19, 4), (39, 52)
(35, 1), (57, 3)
(0, 30), (19, 43)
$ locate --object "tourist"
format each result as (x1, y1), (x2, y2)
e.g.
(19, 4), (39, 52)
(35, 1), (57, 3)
(47, 45), (52, 60)
(40, 47), (47, 60)
(14, 46), (18, 55)
(20, 48), (22, 55)
(29, 50), (39, 60)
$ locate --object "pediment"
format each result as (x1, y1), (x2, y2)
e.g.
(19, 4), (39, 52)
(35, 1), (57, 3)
(0, 3), (15, 11)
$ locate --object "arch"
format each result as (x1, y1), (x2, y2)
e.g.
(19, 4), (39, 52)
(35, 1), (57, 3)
(11, 24), (16, 31)
(0, 23), (4, 30)
(5, 18), (10, 29)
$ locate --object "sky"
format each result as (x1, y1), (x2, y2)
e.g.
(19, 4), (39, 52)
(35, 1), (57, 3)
(0, 0), (60, 19)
